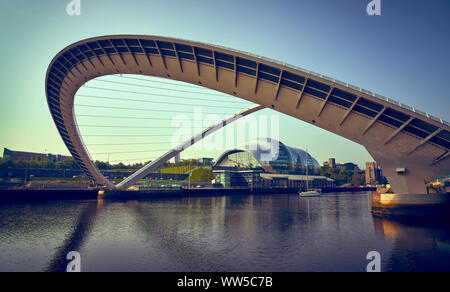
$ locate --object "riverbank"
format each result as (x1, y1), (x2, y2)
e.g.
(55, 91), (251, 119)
(0, 187), (376, 203)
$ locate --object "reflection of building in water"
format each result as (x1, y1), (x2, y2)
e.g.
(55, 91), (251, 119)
(213, 138), (333, 188)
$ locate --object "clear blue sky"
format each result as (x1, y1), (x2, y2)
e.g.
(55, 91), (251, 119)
(0, 0), (449, 168)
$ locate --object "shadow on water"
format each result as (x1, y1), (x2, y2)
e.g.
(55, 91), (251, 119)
(373, 215), (450, 272)
(45, 200), (104, 272)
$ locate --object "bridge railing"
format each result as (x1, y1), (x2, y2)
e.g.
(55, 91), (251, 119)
(208, 41), (449, 127)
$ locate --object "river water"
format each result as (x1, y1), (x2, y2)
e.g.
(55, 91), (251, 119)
(1, 192), (450, 272)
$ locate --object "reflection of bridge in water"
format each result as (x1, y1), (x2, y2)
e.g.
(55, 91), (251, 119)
(45, 36), (449, 203)
(43, 195), (450, 272)
(373, 216), (450, 272)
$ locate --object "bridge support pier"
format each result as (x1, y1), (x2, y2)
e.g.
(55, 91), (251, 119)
(370, 192), (450, 217)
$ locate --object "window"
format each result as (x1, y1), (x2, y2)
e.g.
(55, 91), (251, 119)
(216, 60), (234, 70)
(175, 43), (193, 53)
(161, 49), (176, 57)
(125, 39), (140, 47)
(157, 41), (174, 50)
(333, 88), (357, 103)
(430, 137), (450, 149)
(237, 57), (257, 69)
(98, 40), (112, 48)
(196, 55), (214, 65)
(357, 98), (383, 112)
(111, 39), (126, 47)
(178, 52), (195, 60)
(404, 125), (429, 139)
(215, 51), (234, 63)
(410, 119), (438, 134)
(280, 79), (302, 91)
(87, 42), (100, 50)
(329, 96), (352, 108)
(384, 108), (410, 122)
(306, 79), (330, 93)
(140, 39), (156, 48)
(283, 71), (306, 84)
(304, 87), (327, 99)
(194, 47), (213, 57)
(353, 105), (378, 118)
(129, 47), (143, 53)
(237, 65), (256, 76)
(259, 71), (278, 83)
(144, 47), (159, 54)
(379, 114), (403, 128)
(259, 64), (280, 77)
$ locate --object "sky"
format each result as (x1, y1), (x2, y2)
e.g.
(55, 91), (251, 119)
(0, 0), (449, 169)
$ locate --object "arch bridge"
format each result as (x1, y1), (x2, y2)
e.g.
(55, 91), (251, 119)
(45, 35), (449, 194)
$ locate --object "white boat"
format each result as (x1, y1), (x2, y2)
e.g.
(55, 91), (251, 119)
(299, 189), (321, 197)
(299, 149), (321, 198)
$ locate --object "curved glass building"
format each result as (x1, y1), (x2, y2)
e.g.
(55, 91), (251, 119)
(214, 138), (320, 175)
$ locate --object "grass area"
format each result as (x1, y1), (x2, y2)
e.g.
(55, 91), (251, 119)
(160, 166), (213, 182)
(160, 166), (191, 174)
(29, 177), (91, 183)
(107, 169), (137, 173)
(185, 168), (214, 183)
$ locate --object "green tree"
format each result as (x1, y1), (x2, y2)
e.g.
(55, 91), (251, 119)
(95, 161), (110, 170)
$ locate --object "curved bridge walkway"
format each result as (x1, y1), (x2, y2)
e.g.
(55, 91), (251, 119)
(45, 35), (449, 194)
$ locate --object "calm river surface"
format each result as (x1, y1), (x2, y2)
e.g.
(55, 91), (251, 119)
(1, 192), (450, 272)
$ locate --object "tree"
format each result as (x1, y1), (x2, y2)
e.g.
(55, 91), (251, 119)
(95, 161), (110, 170)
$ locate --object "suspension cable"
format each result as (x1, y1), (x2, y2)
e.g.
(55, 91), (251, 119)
(76, 94), (245, 109)
(109, 157), (158, 163)
(78, 125), (207, 129)
(112, 75), (209, 90)
(77, 114), (223, 122)
(91, 149), (168, 155)
(75, 104), (236, 115)
(87, 142), (172, 146)
(81, 85), (250, 104)
(92, 79), (231, 97)
(82, 134), (175, 137)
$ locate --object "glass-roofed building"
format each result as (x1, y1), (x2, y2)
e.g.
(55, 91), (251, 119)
(213, 138), (320, 175)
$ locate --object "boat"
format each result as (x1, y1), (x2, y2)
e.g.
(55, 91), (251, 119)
(299, 189), (321, 197)
(299, 149), (321, 197)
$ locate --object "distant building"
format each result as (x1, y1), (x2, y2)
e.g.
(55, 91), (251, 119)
(329, 158), (336, 168)
(199, 158), (214, 165)
(365, 162), (382, 185)
(336, 162), (360, 172)
(213, 170), (334, 189)
(2, 148), (71, 163)
(212, 139), (333, 189)
(214, 138), (320, 175)
(323, 159), (359, 172)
